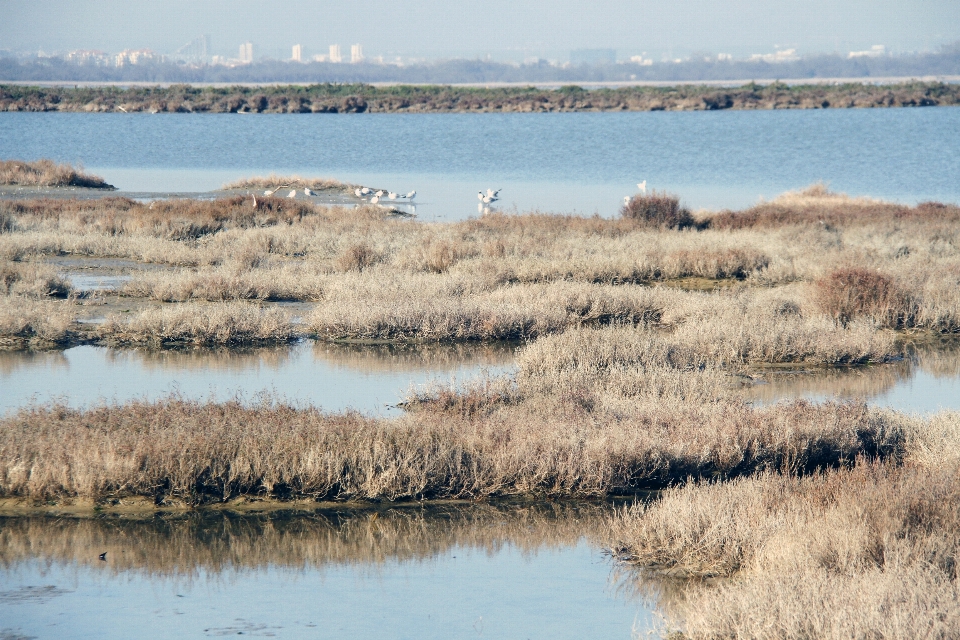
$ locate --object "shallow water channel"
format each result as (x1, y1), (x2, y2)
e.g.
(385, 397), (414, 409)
(0, 341), (517, 417)
(0, 504), (652, 639)
(3, 341), (960, 637)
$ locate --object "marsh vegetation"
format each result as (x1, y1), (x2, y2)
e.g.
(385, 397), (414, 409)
(2, 179), (960, 637)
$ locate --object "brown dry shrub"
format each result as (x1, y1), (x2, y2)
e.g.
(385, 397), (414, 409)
(816, 267), (910, 327)
(621, 191), (694, 230)
(336, 243), (383, 272)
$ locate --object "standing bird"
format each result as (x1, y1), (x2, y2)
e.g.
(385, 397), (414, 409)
(375, 190), (384, 198)
(360, 187), (372, 195)
(304, 187), (314, 196)
(624, 196), (630, 204)
(405, 191), (416, 200)
(486, 188), (501, 198)
(354, 188), (363, 198)
(637, 181), (647, 194)
(287, 190), (297, 198)
(370, 195), (380, 204)
(388, 191), (398, 200)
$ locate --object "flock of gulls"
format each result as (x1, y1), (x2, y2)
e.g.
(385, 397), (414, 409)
(252, 179), (650, 212)
(353, 186), (417, 205)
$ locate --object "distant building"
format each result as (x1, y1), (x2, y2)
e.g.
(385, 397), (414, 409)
(717, 53), (732, 61)
(291, 44), (302, 62)
(329, 44), (342, 63)
(629, 55), (653, 66)
(312, 53), (328, 62)
(115, 49), (160, 67)
(66, 50), (112, 66)
(849, 45), (886, 59)
(239, 42), (254, 63)
(748, 48), (799, 63)
(174, 35), (210, 64)
(351, 44), (364, 63)
(570, 48), (616, 65)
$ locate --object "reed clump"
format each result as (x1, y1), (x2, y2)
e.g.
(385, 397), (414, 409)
(0, 159), (114, 189)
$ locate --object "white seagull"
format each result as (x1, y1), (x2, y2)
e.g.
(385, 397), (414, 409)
(287, 189), (297, 198)
(486, 188), (501, 198)
(624, 196), (630, 204)
(375, 190), (384, 198)
(354, 188), (363, 198)
(479, 191), (498, 204)
(360, 187), (372, 195)
(370, 195), (380, 204)
(405, 191), (416, 200)
(304, 187), (314, 196)
(637, 181), (647, 194)
(388, 191), (398, 200)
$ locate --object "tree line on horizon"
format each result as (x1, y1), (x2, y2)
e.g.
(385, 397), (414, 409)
(2, 44), (959, 84)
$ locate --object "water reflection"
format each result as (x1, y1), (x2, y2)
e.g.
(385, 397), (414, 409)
(743, 338), (960, 413)
(0, 503), (650, 639)
(0, 341), (517, 416)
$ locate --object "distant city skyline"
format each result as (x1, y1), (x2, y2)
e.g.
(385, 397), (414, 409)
(3, 0), (959, 64)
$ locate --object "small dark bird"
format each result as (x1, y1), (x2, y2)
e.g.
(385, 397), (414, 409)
(99, 552), (107, 561)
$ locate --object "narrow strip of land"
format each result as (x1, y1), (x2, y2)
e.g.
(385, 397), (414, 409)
(2, 80), (958, 113)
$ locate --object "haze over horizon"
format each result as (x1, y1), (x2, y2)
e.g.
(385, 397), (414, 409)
(3, 0), (959, 63)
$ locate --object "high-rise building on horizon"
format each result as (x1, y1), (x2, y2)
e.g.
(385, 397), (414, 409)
(291, 44), (302, 62)
(351, 44), (364, 64)
(239, 41), (254, 63)
(329, 44), (342, 63)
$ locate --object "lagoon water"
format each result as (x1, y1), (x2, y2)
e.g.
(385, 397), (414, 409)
(1, 108), (959, 219)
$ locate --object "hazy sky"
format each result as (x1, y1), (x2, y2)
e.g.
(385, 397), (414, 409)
(3, 0), (959, 61)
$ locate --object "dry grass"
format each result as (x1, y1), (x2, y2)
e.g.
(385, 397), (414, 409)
(97, 302), (295, 347)
(0, 395), (906, 503)
(0, 262), (70, 298)
(607, 410), (960, 639)
(221, 174), (350, 192)
(0, 159), (114, 189)
(0, 295), (76, 346)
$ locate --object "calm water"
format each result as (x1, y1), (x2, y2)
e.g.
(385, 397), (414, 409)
(1, 108), (959, 218)
(0, 505), (651, 639)
(0, 341), (516, 417)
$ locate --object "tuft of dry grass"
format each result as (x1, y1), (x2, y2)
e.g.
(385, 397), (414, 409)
(0, 295), (76, 346)
(0, 159), (114, 189)
(621, 191), (694, 230)
(335, 242), (383, 273)
(0, 262), (70, 298)
(97, 302), (295, 347)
